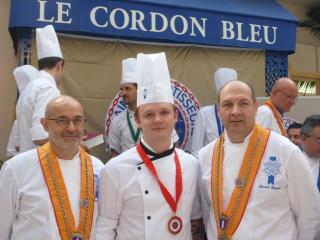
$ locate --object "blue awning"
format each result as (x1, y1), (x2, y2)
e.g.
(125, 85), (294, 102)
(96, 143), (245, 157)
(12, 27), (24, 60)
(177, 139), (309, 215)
(9, 0), (298, 52)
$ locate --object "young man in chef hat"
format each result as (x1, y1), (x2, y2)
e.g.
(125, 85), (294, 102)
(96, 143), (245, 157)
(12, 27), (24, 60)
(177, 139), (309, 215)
(107, 57), (180, 158)
(16, 25), (63, 153)
(96, 52), (203, 240)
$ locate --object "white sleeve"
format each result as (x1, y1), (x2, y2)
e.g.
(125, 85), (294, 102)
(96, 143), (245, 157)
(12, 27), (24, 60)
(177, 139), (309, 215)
(6, 121), (18, 157)
(286, 148), (320, 239)
(107, 120), (121, 154)
(0, 162), (19, 239)
(191, 111), (205, 158)
(191, 161), (202, 220)
(31, 86), (60, 141)
(95, 165), (122, 240)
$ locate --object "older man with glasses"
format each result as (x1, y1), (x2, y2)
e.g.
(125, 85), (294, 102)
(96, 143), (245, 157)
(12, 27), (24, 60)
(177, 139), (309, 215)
(0, 95), (104, 239)
(256, 77), (298, 136)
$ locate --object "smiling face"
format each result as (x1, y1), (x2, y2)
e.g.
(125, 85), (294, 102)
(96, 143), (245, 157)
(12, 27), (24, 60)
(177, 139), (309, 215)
(42, 96), (85, 155)
(218, 81), (258, 143)
(135, 102), (178, 148)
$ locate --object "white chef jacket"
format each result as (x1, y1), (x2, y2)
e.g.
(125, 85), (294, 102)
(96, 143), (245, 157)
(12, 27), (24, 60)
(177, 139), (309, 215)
(199, 129), (320, 240)
(96, 138), (201, 240)
(306, 155), (320, 184)
(107, 109), (179, 154)
(16, 71), (60, 153)
(256, 104), (282, 135)
(305, 154), (320, 240)
(191, 105), (221, 158)
(6, 120), (19, 157)
(0, 148), (104, 240)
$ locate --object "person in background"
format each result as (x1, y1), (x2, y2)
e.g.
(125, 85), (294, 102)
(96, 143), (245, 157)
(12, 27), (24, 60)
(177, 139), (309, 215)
(191, 68), (237, 158)
(107, 58), (141, 157)
(300, 114), (320, 240)
(256, 77), (298, 136)
(16, 25), (63, 153)
(199, 80), (320, 240)
(6, 65), (39, 157)
(287, 122), (302, 147)
(0, 95), (104, 239)
(97, 52), (202, 240)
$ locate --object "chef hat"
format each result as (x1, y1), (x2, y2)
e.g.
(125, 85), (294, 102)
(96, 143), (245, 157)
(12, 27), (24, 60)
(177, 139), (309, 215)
(137, 52), (173, 107)
(13, 65), (39, 93)
(214, 68), (237, 93)
(120, 58), (139, 85)
(36, 25), (63, 60)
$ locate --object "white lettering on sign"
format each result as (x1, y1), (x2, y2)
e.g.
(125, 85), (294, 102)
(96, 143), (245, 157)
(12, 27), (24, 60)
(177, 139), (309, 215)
(89, 6), (207, 38)
(221, 20), (277, 45)
(37, 0), (72, 24)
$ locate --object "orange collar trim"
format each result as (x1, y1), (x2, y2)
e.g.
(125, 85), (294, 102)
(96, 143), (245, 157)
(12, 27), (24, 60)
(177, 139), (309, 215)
(37, 143), (94, 240)
(211, 124), (270, 239)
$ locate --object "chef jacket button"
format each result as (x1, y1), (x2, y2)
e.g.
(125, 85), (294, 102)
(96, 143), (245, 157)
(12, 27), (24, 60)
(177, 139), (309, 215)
(137, 166), (141, 170)
(145, 190), (149, 194)
(147, 216), (151, 220)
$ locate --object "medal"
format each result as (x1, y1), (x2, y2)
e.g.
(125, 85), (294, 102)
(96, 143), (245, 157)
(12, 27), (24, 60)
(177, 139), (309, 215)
(137, 143), (183, 235)
(168, 216), (183, 234)
(72, 233), (84, 240)
(38, 143), (95, 240)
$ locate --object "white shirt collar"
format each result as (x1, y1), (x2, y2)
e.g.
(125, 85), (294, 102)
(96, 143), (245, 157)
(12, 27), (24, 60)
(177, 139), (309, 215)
(39, 70), (57, 87)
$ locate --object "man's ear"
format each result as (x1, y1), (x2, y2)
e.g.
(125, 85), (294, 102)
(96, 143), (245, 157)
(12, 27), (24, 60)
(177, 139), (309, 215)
(41, 118), (49, 132)
(174, 108), (178, 124)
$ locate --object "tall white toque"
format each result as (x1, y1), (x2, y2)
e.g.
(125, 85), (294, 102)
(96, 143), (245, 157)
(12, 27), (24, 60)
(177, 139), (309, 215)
(120, 58), (139, 85)
(36, 25), (63, 60)
(137, 52), (174, 107)
(214, 67), (238, 94)
(13, 65), (39, 93)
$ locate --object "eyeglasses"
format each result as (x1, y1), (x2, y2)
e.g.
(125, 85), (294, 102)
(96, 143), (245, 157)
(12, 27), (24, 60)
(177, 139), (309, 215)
(47, 117), (86, 127)
(278, 89), (298, 102)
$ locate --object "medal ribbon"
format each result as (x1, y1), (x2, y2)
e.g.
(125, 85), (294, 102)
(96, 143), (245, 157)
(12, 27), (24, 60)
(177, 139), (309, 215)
(136, 143), (182, 212)
(127, 110), (141, 143)
(38, 142), (95, 240)
(211, 124), (270, 239)
(214, 104), (224, 136)
(264, 100), (287, 136)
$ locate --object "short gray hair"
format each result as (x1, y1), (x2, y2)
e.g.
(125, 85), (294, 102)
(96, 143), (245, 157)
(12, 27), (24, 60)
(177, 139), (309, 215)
(301, 114), (320, 136)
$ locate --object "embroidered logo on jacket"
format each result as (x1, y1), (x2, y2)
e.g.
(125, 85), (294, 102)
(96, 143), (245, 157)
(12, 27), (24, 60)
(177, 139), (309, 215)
(260, 156), (281, 189)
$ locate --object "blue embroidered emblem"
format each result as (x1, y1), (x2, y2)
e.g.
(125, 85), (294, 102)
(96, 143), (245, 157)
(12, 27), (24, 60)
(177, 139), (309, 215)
(143, 88), (147, 100)
(262, 156), (281, 189)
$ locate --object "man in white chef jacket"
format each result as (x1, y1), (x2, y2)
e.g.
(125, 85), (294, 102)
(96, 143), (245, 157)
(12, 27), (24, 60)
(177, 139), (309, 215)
(7, 65), (39, 157)
(0, 95), (104, 239)
(300, 114), (320, 240)
(16, 25), (63, 153)
(199, 80), (320, 240)
(256, 77), (298, 136)
(96, 52), (202, 240)
(191, 68), (237, 158)
(107, 58), (180, 158)
(107, 58), (141, 157)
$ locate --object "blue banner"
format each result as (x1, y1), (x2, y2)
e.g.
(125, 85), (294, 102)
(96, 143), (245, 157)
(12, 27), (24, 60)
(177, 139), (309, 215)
(9, 0), (297, 52)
